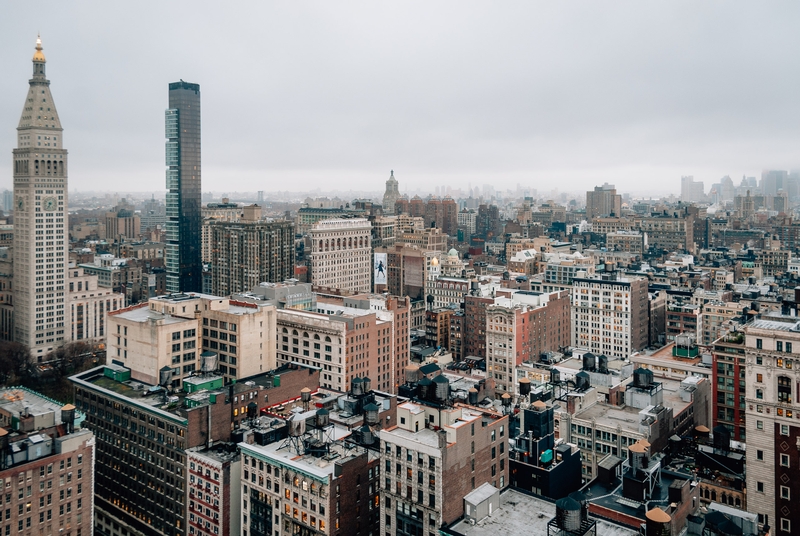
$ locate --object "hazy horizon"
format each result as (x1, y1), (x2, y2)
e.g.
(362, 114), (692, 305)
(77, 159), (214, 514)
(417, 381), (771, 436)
(2, 2), (799, 196)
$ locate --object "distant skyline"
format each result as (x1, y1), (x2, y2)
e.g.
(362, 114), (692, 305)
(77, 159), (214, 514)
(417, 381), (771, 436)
(2, 2), (799, 196)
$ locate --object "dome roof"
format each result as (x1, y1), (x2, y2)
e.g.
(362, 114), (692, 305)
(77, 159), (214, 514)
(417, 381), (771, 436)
(448, 248), (459, 257)
(33, 35), (45, 62)
(430, 257), (439, 266)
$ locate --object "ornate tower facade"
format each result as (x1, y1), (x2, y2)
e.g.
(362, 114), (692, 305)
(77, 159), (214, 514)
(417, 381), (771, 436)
(383, 170), (400, 214)
(12, 37), (70, 358)
(165, 81), (202, 293)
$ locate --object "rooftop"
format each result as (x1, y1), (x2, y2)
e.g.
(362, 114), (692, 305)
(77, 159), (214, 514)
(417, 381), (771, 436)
(240, 424), (373, 481)
(571, 377), (692, 429)
(447, 488), (637, 536)
(582, 468), (694, 526)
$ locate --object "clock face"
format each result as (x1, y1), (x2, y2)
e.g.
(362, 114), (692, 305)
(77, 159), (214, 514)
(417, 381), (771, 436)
(43, 197), (56, 211)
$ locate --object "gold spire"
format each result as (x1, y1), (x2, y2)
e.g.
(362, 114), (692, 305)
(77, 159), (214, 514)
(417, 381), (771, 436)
(33, 34), (45, 62)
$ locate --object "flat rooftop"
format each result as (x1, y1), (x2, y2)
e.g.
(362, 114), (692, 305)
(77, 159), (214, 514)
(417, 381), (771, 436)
(0, 387), (69, 422)
(572, 378), (691, 429)
(112, 304), (189, 324)
(447, 488), (637, 536)
(240, 424), (371, 480)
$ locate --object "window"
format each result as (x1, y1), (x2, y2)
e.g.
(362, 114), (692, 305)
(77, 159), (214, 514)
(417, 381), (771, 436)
(757, 481), (764, 492)
(777, 341), (783, 352)
(757, 374), (763, 382)
(781, 454), (790, 467)
(781, 486), (790, 499)
(756, 338), (762, 349)
(757, 450), (764, 461)
(757, 420), (763, 430)
(781, 424), (790, 436)
(781, 518), (790, 532)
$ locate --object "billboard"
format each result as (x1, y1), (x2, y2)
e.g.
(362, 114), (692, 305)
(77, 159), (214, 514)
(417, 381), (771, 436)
(374, 253), (387, 286)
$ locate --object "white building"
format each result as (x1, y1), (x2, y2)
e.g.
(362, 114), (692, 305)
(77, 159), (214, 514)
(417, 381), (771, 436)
(12, 37), (70, 358)
(309, 218), (372, 294)
(68, 266), (124, 345)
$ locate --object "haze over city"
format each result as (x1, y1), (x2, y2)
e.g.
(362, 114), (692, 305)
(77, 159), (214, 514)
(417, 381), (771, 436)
(2, 2), (800, 195)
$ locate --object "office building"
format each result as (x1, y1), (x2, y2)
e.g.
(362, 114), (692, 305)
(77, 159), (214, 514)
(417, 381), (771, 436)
(571, 274), (649, 360)
(68, 266), (124, 345)
(585, 183), (622, 219)
(12, 36), (70, 358)
(277, 294), (410, 394)
(166, 81), (202, 293)
(0, 387), (95, 536)
(680, 175), (705, 203)
(309, 218), (372, 294)
(107, 293), (277, 387)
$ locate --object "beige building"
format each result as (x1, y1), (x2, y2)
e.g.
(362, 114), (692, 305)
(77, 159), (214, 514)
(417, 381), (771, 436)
(107, 293), (276, 386)
(606, 231), (647, 254)
(310, 218), (372, 294)
(571, 274), (649, 360)
(68, 266), (124, 346)
(700, 301), (745, 346)
(586, 183), (622, 219)
(13, 37), (70, 359)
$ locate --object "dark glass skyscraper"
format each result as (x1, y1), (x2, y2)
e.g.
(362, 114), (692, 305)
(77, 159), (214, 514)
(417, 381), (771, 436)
(165, 81), (202, 293)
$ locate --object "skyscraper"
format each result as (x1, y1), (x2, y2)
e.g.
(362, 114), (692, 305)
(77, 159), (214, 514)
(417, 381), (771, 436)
(13, 36), (70, 358)
(165, 81), (202, 293)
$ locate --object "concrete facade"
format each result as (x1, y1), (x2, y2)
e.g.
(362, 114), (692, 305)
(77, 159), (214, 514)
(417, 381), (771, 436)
(12, 37), (70, 358)
(309, 219), (372, 294)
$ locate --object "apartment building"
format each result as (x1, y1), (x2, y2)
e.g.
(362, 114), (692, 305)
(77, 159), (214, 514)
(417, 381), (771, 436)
(485, 290), (571, 393)
(208, 208), (295, 297)
(379, 401), (509, 535)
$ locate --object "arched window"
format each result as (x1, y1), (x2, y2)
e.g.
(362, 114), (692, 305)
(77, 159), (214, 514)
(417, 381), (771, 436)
(282, 327), (288, 334)
(314, 334), (320, 340)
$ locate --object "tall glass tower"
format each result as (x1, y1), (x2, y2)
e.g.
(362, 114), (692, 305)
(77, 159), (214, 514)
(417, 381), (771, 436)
(165, 81), (202, 293)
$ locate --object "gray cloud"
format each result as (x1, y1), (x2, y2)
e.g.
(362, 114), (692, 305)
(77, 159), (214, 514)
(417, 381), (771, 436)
(1, 1), (799, 196)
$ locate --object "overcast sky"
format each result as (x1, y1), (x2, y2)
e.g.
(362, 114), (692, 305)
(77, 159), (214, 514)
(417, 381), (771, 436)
(2, 2), (799, 197)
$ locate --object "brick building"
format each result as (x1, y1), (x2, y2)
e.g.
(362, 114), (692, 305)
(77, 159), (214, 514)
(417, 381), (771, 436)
(485, 290), (571, 393)
(379, 400), (509, 535)
(71, 363), (319, 536)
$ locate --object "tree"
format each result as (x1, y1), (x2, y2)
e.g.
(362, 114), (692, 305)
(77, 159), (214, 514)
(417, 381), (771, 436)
(0, 341), (33, 385)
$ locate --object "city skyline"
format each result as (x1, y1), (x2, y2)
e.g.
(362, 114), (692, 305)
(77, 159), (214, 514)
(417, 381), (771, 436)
(2, 3), (800, 195)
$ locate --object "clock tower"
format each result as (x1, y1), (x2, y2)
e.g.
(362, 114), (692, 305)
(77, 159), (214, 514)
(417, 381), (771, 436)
(12, 36), (70, 358)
